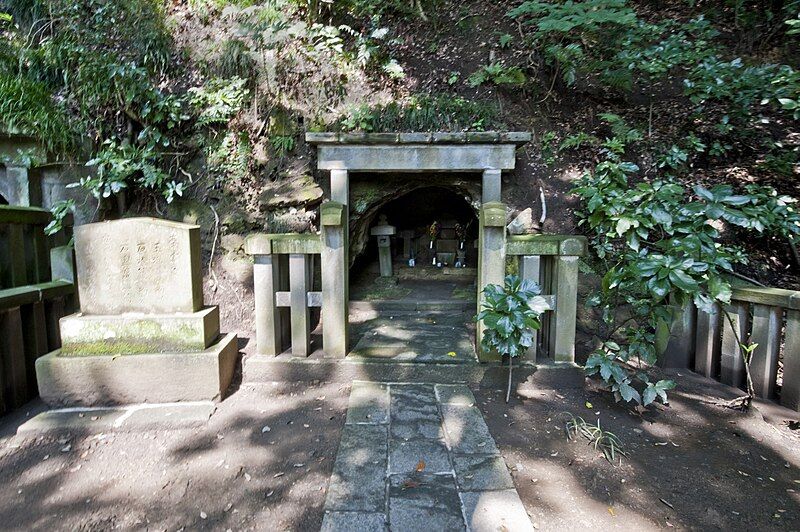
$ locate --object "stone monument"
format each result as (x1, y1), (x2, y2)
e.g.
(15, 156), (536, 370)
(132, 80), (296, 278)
(370, 214), (396, 277)
(35, 217), (238, 406)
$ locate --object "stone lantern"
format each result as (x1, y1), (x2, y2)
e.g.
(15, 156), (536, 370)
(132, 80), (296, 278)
(370, 214), (396, 277)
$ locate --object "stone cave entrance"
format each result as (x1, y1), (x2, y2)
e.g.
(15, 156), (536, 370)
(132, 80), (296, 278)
(350, 186), (479, 304)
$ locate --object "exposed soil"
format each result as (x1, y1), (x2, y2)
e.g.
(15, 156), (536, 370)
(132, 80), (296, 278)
(1, 367), (798, 531)
(0, 382), (350, 531)
(479, 371), (800, 530)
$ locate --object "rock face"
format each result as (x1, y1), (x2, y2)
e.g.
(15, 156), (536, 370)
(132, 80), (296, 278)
(506, 207), (538, 235)
(37, 217), (238, 406)
(74, 217), (203, 315)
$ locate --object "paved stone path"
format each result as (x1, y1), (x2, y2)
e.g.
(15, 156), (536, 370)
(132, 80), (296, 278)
(321, 381), (534, 532)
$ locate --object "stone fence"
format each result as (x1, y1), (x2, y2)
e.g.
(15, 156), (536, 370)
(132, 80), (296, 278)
(506, 234), (587, 364)
(0, 205), (75, 414)
(664, 287), (800, 411)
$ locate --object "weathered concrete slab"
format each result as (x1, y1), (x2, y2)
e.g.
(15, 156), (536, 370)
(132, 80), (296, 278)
(345, 381), (389, 425)
(59, 306), (220, 356)
(390, 417), (444, 441)
(390, 384), (440, 423)
(434, 384), (476, 406)
(389, 438), (451, 474)
(321, 511), (387, 532)
(460, 490), (534, 532)
(74, 217), (203, 315)
(325, 424), (388, 512)
(35, 333), (238, 406)
(16, 402), (216, 434)
(388, 473), (465, 531)
(441, 404), (499, 455)
(453, 454), (514, 491)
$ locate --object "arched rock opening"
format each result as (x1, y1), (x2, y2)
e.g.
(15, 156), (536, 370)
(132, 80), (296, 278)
(348, 173), (482, 268)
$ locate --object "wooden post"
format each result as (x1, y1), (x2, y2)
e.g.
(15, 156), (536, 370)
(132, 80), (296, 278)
(0, 307), (27, 409)
(661, 302), (696, 368)
(8, 224), (27, 287)
(694, 303), (721, 378)
(550, 255), (579, 363)
(519, 255), (541, 363)
(20, 302), (48, 397)
(749, 304), (781, 399)
(32, 228), (50, 283)
(44, 297), (65, 351)
(289, 253), (311, 357)
(782, 309), (800, 411)
(720, 302), (749, 389)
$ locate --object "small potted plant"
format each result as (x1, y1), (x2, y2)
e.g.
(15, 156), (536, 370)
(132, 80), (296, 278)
(477, 275), (549, 403)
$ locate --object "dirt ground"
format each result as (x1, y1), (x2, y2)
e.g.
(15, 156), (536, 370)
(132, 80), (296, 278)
(0, 382), (350, 531)
(480, 371), (800, 531)
(1, 368), (799, 531)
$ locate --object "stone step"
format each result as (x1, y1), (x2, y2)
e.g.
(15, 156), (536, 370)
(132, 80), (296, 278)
(350, 300), (476, 313)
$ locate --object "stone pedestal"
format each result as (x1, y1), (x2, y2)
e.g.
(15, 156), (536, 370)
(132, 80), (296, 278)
(36, 218), (238, 406)
(399, 230), (415, 259)
(371, 215), (396, 277)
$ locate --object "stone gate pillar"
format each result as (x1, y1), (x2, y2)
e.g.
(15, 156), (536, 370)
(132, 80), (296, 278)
(477, 202), (507, 362)
(320, 168), (349, 357)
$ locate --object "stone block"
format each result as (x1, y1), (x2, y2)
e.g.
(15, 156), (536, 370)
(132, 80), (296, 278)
(440, 404), (499, 454)
(321, 512), (387, 532)
(35, 333), (238, 406)
(345, 381), (389, 425)
(59, 306), (220, 356)
(388, 473), (464, 531)
(453, 455), (514, 491)
(389, 438), (451, 474)
(74, 218), (203, 315)
(325, 424), (388, 512)
(434, 384), (476, 406)
(459, 490), (534, 532)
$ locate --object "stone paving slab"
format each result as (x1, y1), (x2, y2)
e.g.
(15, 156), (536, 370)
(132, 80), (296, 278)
(453, 454), (515, 491)
(323, 382), (532, 531)
(460, 490), (536, 532)
(388, 473), (465, 532)
(345, 382), (389, 425)
(389, 438), (451, 474)
(441, 404), (499, 455)
(320, 511), (387, 532)
(325, 424), (388, 512)
(434, 384), (476, 406)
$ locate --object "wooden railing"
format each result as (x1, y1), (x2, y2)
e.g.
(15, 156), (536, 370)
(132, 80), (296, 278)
(664, 285), (800, 412)
(0, 205), (75, 414)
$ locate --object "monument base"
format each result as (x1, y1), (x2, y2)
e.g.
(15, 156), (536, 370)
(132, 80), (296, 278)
(60, 306), (221, 356)
(36, 333), (238, 406)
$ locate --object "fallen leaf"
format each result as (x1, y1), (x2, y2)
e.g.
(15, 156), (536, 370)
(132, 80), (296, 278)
(261, 426), (271, 433)
(416, 460), (426, 472)
(401, 480), (419, 490)
(585, 401), (593, 409)
(200, 512), (207, 519)
(608, 507), (616, 516)
(660, 498), (675, 509)
(447, 351), (457, 357)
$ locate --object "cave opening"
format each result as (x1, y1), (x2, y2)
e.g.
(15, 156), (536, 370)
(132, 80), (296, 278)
(350, 186), (479, 302)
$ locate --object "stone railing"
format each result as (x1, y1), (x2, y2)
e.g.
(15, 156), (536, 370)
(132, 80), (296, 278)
(664, 286), (800, 411)
(506, 234), (587, 365)
(0, 205), (75, 413)
(245, 233), (322, 357)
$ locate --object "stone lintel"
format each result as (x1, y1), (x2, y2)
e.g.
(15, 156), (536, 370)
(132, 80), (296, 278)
(506, 235), (588, 257)
(244, 233), (322, 255)
(36, 333), (239, 406)
(59, 306), (221, 356)
(316, 144), (517, 171)
(305, 131), (532, 145)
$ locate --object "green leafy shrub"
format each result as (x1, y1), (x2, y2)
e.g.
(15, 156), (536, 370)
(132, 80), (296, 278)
(477, 275), (549, 402)
(189, 77), (250, 127)
(573, 158), (800, 406)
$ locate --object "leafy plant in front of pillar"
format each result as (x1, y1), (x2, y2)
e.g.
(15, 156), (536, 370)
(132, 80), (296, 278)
(477, 275), (550, 403)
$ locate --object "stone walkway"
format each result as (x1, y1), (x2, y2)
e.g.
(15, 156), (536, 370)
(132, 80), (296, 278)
(321, 381), (534, 532)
